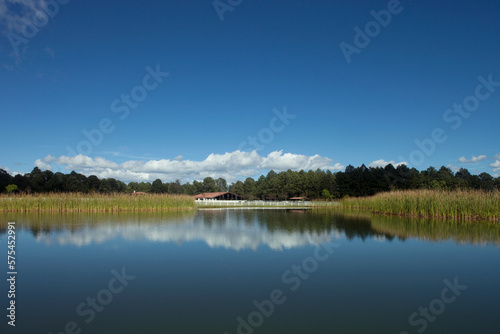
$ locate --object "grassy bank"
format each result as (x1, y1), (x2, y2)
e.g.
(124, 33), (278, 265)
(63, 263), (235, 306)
(339, 189), (500, 221)
(0, 193), (195, 212)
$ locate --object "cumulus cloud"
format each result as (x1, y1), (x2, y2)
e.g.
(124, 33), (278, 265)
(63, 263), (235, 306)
(491, 159), (500, 173)
(34, 150), (345, 183)
(368, 159), (407, 168)
(34, 158), (52, 171)
(458, 155), (486, 163)
(0, 165), (24, 176)
(447, 164), (460, 173)
(0, 165), (11, 173)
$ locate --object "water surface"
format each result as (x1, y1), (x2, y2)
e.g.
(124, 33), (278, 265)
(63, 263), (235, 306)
(1, 209), (499, 333)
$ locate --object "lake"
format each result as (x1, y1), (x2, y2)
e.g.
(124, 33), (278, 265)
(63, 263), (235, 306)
(1, 209), (499, 334)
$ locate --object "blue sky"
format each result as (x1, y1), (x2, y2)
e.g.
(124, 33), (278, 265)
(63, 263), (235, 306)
(1, 0), (499, 182)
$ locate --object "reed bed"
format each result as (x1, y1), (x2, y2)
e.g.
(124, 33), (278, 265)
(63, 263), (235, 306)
(0, 193), (195, 212)
(340, 189), (500, 221)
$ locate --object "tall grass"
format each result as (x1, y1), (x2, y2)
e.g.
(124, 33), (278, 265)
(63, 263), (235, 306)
(0, 193), (195, 212)
(340, 189), (500, 221)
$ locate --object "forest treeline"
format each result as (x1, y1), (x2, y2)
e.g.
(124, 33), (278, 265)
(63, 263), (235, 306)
(1, 165), (499, 199)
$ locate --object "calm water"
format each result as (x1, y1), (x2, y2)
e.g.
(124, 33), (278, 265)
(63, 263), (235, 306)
(1, 209), (499, 334)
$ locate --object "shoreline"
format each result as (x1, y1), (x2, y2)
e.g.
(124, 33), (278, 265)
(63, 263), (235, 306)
(1, 190), (498, 222)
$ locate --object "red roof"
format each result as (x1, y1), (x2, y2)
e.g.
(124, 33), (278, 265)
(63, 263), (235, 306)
(194, 192), (230, 199)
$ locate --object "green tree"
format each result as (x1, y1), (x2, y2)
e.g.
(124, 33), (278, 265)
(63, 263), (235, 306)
(321, 189), (333, 201)
(182, 182), (196, 195)
(151, 179), (165, 193)
(215, 177), (228, 192)
(87, 175), (101, 192)
(478, 172), (495, 190)
(243, 177), (257, 199)
(13, 174), (29, 192)
(127, 182), (140, 193)
(63, 171), (88, 192)
(203, 177), (217, 192)
(468, 175), (481, 189)
(383, 164), (398, 190)
(305, 170), (320, 198)
(366, 167), (388, 194)
(422, 167), (438, 189)
(282, 170), (300, 199)
(138, 182), (152, 193)
(0, 169), (13, 193)
(455, 168), (472, 189)
(229, 181), (245, 197)
(255, 175), (267, 199)
(335, 170), (349, 198)
(5, 184), (18, 193)
(193, 180), (204, 194)
(430, 179), (446, 190)
(406, 168), (423, 189)
(168, 179), (183, 194)
(436, 166), (455, 189)
(264, 170), (279, 200)
(45, 172), (64, 192)
(27, 167), (45, 192)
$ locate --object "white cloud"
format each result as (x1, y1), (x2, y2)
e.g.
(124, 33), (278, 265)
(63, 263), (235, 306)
(491, 159), (500, 173)
(368, 159), (407, 168)
(1, 166), (13, 175)
(0, 165), (23, 176)
(34, 158), (52, 171)
(33, 150), (345, 183)
(458, 155), (486, 163)
(0, 165), (11, 173)
(447, 164), (460, 173)
(492, 153), (500, 174)
(260, 151), (343, 171)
